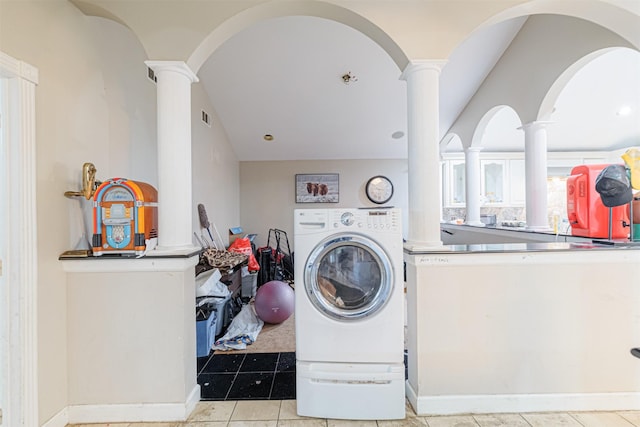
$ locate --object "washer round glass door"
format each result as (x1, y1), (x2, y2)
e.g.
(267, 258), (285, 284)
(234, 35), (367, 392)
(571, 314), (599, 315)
(304, 233), (393, 321)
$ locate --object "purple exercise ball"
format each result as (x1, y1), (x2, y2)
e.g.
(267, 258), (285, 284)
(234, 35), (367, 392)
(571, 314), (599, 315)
(255, 280), (294, 324)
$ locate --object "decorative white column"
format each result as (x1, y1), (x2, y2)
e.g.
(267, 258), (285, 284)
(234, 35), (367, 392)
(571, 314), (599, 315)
(464, 146), (484, 226)
(1, 51), (39, 427)
(401, 60), (447, 250)
(145, 61), (199, 253)
(521, 121), (552, 231)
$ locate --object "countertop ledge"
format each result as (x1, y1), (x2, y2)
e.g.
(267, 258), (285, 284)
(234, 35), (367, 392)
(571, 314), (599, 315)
(405, 241), (640, 255)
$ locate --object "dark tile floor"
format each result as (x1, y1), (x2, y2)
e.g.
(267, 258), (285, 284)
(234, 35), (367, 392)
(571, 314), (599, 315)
(197, 350), (408, 401)
(197, 352), (296, 401)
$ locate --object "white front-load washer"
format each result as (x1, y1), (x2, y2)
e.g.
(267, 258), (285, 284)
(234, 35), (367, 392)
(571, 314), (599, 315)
(294, 208), (405, 420)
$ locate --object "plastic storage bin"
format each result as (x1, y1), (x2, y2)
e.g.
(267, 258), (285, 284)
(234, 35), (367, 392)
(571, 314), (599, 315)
(211, 294), (231, 336)
(242, 271), (258, 299)
(196, 309), (217, 357)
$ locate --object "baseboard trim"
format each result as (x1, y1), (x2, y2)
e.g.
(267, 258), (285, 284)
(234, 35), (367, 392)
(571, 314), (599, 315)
(41, 407), (68, 427)
(56, 385), (202, 425)
(185, 383), (201, 417)
(405, 381), (640, 415)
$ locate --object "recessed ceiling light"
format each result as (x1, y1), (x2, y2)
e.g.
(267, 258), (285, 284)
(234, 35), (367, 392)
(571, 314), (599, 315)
(263, 134), (274, 141)
(617, 106), (632, 116)
(391, 131), (405, 139)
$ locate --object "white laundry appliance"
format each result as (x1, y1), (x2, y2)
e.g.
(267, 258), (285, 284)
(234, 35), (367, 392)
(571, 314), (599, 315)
(294, 208), (405, 420)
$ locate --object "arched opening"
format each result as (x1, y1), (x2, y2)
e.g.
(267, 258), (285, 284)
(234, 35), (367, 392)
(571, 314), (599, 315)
(188, 1), (408, 75)
(190, 4), (411, 405)
(472, 105), (523, 151)
(544, 47), (640, 152)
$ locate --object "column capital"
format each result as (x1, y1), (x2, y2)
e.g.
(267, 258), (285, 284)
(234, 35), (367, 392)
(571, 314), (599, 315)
(518, 121), (553, 132)
(401, 59), (448, 80)
(145, 60), (199, 83)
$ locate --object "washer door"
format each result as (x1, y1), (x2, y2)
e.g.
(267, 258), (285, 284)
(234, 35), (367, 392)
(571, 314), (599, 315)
(304, 233), (393, 321)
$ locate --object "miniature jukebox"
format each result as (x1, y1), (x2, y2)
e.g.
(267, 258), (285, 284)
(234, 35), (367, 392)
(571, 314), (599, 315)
(92, 178), (158, 256)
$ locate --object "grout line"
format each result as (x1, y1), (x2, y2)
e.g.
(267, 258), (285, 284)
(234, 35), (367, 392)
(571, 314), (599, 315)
(567, 412), (587, 427)
(224, 354), (246, 400)
(267, 352), (281, 399)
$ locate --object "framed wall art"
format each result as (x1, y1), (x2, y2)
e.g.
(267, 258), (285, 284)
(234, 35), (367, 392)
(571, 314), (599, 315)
(295, 173), (339, 203)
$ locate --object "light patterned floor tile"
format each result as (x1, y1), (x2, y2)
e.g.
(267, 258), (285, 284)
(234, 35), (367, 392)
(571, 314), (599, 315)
(619, 412), (640, 427)
(228, 421), (278, 427)
(326, 420), (378, 427)
(423, 415), (479, 427)
(472, 413), (530, 427)
(112, 424), (179, 427)
(405, 401), (419, 419)
(277, 419), (328, 427)
(136, 423), (183, 427)
(570, 412), (635, 427)
(377, 417), (428, 427)
(231, 400), (283, 421)
(68, 424), (131, 427)
(182, 422), (229, 427)
(521, 412), (582, 426)
(189, 401), (238, 422)
(279, 400), (319, 420)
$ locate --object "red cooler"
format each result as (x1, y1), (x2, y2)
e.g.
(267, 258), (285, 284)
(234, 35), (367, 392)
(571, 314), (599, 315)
(567, 164), (629, 239)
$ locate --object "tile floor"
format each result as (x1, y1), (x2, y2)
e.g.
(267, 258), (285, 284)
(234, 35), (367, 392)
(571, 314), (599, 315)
(68, 400), (640, 427)
(197, 352), (296, 401)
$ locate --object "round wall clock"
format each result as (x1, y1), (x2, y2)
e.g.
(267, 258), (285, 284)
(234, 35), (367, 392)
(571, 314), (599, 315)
(365, 175), (394, 204)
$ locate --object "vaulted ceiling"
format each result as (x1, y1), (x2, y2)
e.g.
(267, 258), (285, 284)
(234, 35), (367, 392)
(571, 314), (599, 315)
(198, 13), (640, 160)
(71, 1), (640, 161)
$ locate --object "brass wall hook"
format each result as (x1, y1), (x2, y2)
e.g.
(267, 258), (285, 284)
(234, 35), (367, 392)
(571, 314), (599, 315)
(64, 162), (98, 200)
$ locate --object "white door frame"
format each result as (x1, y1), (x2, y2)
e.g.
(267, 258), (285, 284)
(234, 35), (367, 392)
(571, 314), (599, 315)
(0, 51), (39, 427)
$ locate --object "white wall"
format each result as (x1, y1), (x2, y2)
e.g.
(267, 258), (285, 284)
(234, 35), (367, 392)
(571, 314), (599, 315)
(191, 84), (240, 248)
(405, 248), (640, 415)
(0, 3), (243, 422)
(0, 2), (147, 422)
(0, 3), (154, 424)
(64, 258), (198, 414)
(240, 159), (408, 250)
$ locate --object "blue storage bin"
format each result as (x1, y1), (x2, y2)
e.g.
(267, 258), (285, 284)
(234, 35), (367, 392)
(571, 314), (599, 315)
(210, 294), (231, 336)
(196, 310), (217, 357)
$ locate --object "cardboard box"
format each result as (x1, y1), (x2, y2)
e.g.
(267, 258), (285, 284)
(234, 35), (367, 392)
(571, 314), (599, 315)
(229, 226), (243, 246)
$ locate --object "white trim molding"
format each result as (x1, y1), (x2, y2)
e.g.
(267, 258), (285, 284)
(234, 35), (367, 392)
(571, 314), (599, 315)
(0, 51), (39, 427)
(42, 385), (201, 427)
(406, 381), (640, 415)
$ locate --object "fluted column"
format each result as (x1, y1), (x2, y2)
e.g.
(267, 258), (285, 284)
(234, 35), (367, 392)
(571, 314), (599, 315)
(401, 60), (447, 250)
(521, 121), (552, 231)
(465, 147), (484, 226)
(145, 61), (199, 252)
(1, 51), (40, 427)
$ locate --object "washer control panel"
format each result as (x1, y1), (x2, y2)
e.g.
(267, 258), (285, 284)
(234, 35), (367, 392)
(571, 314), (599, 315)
(331, 209), (400, 232)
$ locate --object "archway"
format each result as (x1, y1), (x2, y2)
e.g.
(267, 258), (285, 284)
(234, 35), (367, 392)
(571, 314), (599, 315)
(542, 47), (640, 152)
(480, 0), (640, 50)
(472, 105), (523, 151)
(188, 0), (408, 75)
